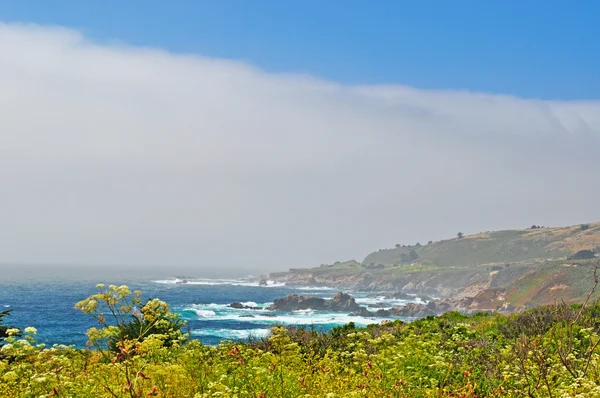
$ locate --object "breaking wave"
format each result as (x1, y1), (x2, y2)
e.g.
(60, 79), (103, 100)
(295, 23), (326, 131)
(190, 328), (271, 340)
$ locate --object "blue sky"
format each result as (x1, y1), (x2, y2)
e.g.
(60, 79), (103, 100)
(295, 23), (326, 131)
(1, 0), (598, 100)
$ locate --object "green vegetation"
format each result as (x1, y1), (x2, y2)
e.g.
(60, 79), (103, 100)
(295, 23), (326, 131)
(4, 284), (600, 396)
(268, 222), (600, 310)
(363, 221), (600, 268)
(74, 284), (187, 353)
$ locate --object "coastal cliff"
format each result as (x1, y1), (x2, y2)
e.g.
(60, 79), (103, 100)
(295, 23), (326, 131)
(264, 222), (600, 312)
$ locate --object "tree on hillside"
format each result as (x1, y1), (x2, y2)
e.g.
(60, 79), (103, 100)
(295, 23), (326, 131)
(457, 232), (464, 239)
(400, 249), (418, 263)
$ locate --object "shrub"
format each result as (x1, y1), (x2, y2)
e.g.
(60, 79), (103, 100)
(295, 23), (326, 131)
(400, 250), (418, 263)
(75, 284), (187, 353)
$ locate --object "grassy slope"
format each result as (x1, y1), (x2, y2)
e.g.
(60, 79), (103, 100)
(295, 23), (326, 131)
(269, 222), (600, 307)
(363, 221), (600, 267)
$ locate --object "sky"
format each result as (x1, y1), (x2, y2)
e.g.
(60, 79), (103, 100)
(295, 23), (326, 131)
(0, 3), (599, 276)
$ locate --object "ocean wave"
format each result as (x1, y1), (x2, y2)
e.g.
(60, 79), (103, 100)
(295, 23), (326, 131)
(295, 286), (336, 291)
(179, 303), (269, 319)
(293, 309), (315, 314)
(152, 278), (286, 288)
(354, 296), (387, 305)
(193, 309), (216, 317)
(191, 328), (271, 340)
(354, 295), (425, 309)
(250, 313), (382, 326)
(240, 301), (258, 308)
(180, 307), (384, 326)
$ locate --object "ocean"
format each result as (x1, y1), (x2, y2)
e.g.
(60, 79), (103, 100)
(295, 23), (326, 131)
(0, 272), (422, 347)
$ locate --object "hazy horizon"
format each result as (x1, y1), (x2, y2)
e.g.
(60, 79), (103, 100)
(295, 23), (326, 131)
(1, 21), (599, 275)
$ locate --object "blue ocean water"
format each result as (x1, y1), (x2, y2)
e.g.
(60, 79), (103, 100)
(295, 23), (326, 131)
(0, 272), (420, 347)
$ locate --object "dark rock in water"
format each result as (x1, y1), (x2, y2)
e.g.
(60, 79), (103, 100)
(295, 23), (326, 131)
(260, 313), (277, 317)
(228, 302), (259, 310)
(268, 292), (361, 312)
(367, 302), (390, 309)
(375, 309), (391, 317)
(329, 292), (361, 312)
(258, 279), (268, 286)
(268, 294), (328, 311)
(239, 314), (255, 318)
(349, 307), (375, 317)
(383, 291), (432, 302)
(366, 303), (438, 318)
(384, 292), (413, 300)
(175, 276), (193, 284)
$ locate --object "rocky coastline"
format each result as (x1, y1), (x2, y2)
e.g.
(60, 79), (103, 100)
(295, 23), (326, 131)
(233, 291), (514, 321)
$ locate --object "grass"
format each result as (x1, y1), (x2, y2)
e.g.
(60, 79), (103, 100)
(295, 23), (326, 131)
(271, 222), (600, 309)
(362, 221), (600, 268)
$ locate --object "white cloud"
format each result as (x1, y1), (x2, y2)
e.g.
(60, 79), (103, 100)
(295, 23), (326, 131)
(1, 22), (599, 275)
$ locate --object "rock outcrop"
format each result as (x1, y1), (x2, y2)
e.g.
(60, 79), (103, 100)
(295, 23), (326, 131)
(351, 302), (440, 318)
(349, 307), (376, 317)
(268, 292), (361, 312)
(228, 302), (259, 309)
(329, 292), (361, 311)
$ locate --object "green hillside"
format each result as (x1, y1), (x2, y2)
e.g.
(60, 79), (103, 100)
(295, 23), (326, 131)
(267, 222), (600, 309)
(363, 222), (600, 267)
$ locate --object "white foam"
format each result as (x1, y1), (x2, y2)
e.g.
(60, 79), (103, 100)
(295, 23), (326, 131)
(295, 286), (336, 291)
(191, 328), (271, 340)
(293, 309), (315, 314)
(253, 313), (380, 326)
(263, 280), (287, 287)
(152, 277), (285, 287)
(354, 295), (426, 309)
(240, 301), (258, 308)
(153, 278), (186, 284)
(355, 296), (387, 305)
(193, 309), (216, 317)
(180, 307), (382, 326)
